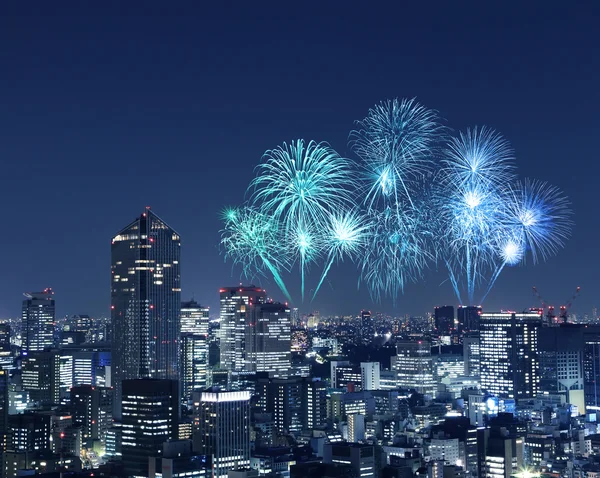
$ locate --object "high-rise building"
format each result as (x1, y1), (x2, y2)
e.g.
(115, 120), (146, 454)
(6, 413), (51, 453)
(180, 333), (209, 404)
(21, 350), (60, 404)
(392, 338), (435, 396)
(463, 333), (480, 377)
(245, 302), (291, 377)
(219, 286), (266, 372)
(70, 385), (113, 448)
(457, 305), (482, 332)
(0, 324), (11, 348)
(360, 362), (380, 391)
(255, 375), (303, 434)
(360, 310), (373, 340)
(303, 378), (327, 430)
(181, 300), (210, 335)
(347, 413), (365, 442)
(111, 208), (181, 418)
(434, 306), (455, 335)
(193, 388), (251, 478)
(479, 312), (542, 400)
(121, 379), (179, 477)
(22, 289), (55, 354)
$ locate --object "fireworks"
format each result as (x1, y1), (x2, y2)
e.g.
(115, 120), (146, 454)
(220, 100), (572, 306)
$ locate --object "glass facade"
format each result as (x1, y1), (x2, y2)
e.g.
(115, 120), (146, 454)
(22, 289), (55, 354)
(111, 208), (181, 417)
(218, 286), (266, 372)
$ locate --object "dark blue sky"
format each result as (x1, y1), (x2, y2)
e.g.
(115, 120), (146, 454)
(1, 3), (598, 318)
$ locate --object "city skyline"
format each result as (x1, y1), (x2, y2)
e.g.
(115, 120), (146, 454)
(1, 4), (598, 318)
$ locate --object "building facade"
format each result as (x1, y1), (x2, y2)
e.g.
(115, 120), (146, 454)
(111, 208), (181, 418)
(22, 289), (55, 354)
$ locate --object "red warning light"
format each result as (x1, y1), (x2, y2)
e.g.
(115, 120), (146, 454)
(110, 305), (115, 310)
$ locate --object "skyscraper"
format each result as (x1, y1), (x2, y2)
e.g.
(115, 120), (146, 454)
(181, 300), (210, 335)
(111, 208), (181, 417)
(245, 302), (291, 377)
(434, 306), (454, 335)
(392, 338), (435, 397)
(219, 286), (266, 372)
(193, 389), (251, 478)
(457, 305), (482, 332)
(479, 312), (542, 400)
(121, 379), (179, 477)
(22, 289), (55, 354)
(180, 333), (209, 404)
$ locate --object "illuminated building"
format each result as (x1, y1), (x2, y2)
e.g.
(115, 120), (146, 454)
(291, 329), (309, 352)
(245, 302), (291, 377)
(6, 413), (51, 452)
(303, 378), (327, 430)
(193, 389), (250, 478)
(392, 339), (435, 397)
(219, 286), (266, 372)
(255, 375), (303, 434)
(181, 300), (210, 335)
(360, 310), (374, 340)
(479, 312), (542, 400)
(121, 379), (178, 477)
(347, 413), (365, 442)
(21, 350), (60, 404)
(70, 385), (113, 448)
(181, 333), (209, 404)
(111, 208), (181, 418)
(463, 333), (480, 377)
(22, 289), (55, 354)
(360, 362), (380, 391)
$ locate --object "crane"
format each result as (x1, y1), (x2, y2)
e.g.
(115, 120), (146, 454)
(532, 286), (556, 326)
(532, 286), (582, 325)
(559, 286), (581, 323)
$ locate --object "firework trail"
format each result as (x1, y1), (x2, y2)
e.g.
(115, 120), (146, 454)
(312, 210), (370, 302)
(220, 206), (293, 303)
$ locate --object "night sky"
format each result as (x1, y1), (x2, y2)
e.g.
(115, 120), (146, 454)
(1, 4), (598, 319)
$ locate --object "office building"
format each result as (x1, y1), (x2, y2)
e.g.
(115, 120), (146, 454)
(463, 333), (480, 377)
(331, 361), (362, 390)
(193, 389), (251, 478)
(347, 413), (365, 442)
(181, 333), (209, 404)
(434, 306), (454, 335)
(303, 378), (327, 430)
(245, 302), (291, 377)
(21, 350), (60, 404)
(457, 305), (482, 333)
(0, 324), (11, 348)
(70, 385), (113, 448)
(219, 286), (266, 372)
(323, 442), (375, 478)
(477, 426), (524, 478)
(121, 379), (179, 477)
(479, 312), (542, 400)
(6, 413), (51, 452)
(360, 362), (380, 391)
(392, 338), (435, 397)
(255, 375), (303, 434)
(181, 300), (210, 335)
(360, 310), (374, 340)
(111, 208), (181, 418)
(22, 289), (55, 353)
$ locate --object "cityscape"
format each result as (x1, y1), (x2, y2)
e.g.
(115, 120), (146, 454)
(2, 4), (599, 478)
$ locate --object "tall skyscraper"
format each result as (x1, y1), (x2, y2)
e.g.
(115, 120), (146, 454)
(219, 286), (266, 372)
(181, 300), (210, 335)
(392, 338), (435, 396)
(180, 333), (209, 404)
(245, 302), (291, 377)
(111, 208), (181, 417)
(457, 305), (482, 332)
(479, 312), (542, 400)
(22, 289), (55, 354)
(434, 306), (455, 335)
(121, 379), (179, 477)
(360, 362), (381, 391)
(463, 333), (480, 377)
(193, 388), (251, 478)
